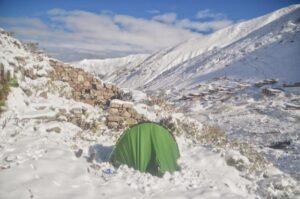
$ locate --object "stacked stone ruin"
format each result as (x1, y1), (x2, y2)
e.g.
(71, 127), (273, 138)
(56, 107), (102, 131)
(49, 60), (120, 107)
(106, 99), (146, 129)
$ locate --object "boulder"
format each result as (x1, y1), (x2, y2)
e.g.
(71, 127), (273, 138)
(77, 74), (84, 82)
(46, 127), (61, 133)
(39, 91), (48, 99)
(225, 150), (250, 171)
(107, 122), (119, 128)
(107, 115), (122, 122)
(109, 108), (119, 115)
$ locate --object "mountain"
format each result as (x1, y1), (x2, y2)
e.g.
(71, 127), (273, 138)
(0, 5), (299, 199)
(84, 4), (299, 91)
(71, 54), (148, 82)
(0, 28), (267, 199)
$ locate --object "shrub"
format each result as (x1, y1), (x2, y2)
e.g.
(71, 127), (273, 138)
(0, 100), (5, 107)
(0, 76), (13, 112)
(9, 78), (19, 87)
(196, 125), (227, 147)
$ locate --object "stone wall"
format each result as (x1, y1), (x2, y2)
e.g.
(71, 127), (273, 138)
(49, 60), (120, 106)
(56, 107), (102, 131)
(106, 99), (146, 129)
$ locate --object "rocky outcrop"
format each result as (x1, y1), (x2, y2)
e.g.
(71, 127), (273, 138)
(49, 60), (120, 106)
(56, 107), (103, 131)
(106, 99), (146, 129)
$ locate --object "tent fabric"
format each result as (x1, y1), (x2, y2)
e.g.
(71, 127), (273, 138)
(110, 122), (180, 176)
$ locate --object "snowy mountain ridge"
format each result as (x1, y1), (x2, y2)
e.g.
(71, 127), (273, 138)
(76, 4), (300, 90)
(71, 54), (148, 81)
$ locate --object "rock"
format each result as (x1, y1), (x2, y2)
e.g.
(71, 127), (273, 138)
(75, 149), (83, 158)
(261, 88), (281, 96)
(49, 59), (57, 67)
(23, 88), (32, 96)
(58, 108), (67, 114)
(87, 152), (96, 163)
(108, 108), (119, 115)
(49, 62), (121, 106)
(24, 68), (36, 79)
(257, 174), (297, 198)
(225, 150), (250, 171)
(46, 127), (61, 133)
(122, 102), (133, 108)
(15, 56), (27, 66)
(107, 115), (122, 122)
(4, 155), (16, 162)
(70, 107), (83, 116)
(39, 91), (48, 99)
(284, 103), (300, 110)
(84, 81), (90, 88)
(35, 106), (46, 110)
(254, 79), (277, 87)
(110, 101), (122, 108)
(121, 111), (131, 118)
(107, 121), (118, 128)
(125, 118), (137, 126)
(283, 82), (300, 87)
(269, 140), (291, 150)
(77, 74), (84, 82)
(57, 115), (68, 122)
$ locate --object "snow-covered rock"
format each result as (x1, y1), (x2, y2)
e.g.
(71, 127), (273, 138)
(225, 150), (250, 171)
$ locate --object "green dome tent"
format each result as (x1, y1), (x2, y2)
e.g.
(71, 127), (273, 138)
(110, 122), (180, 176)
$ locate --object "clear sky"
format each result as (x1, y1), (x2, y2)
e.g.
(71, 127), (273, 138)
(0, 0), (299, 61)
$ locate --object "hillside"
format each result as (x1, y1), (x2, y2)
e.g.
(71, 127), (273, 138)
(1, 28), (291, 199)
(89, 4), (300, 90)
(71, 54), (148, 82)
(0, 4), (299, 199)
(72, 4), (300, 188)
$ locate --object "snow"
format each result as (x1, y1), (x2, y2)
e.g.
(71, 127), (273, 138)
(0, 29), (258, 199)
(1, 4), (300, 199)
(96, 5), (300, 90)
(110, 99), (133, 107)
(68, 5), (300, 186)
(123, 89), (149, 102)
(71, 54), (148, 82)
(0, 86), (259, 198)
(133, 103), (158, 121)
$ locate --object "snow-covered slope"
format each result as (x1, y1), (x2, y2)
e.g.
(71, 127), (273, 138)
(1, 5), (300, 199)
(0, 29), (277, 199)
(107, 4), (300, 90)
(71, 54), (148, 82)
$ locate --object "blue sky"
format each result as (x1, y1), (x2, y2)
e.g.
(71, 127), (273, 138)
(0, 0), (299, 61)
